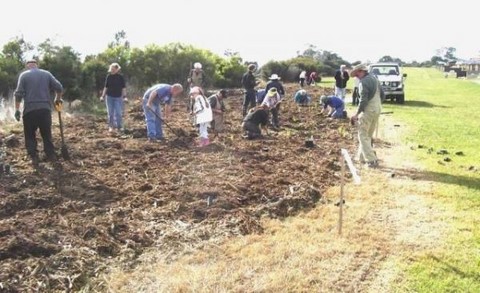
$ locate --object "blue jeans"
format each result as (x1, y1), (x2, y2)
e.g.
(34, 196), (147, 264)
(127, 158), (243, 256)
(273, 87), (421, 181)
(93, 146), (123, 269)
(143, 99), (163, 139)
(106, 96), (124, 129)
(332, 105), (345, 118)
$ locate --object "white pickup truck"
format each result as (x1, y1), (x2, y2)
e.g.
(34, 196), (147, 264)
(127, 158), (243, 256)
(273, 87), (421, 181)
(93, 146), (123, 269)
(368, 62), (407, 104)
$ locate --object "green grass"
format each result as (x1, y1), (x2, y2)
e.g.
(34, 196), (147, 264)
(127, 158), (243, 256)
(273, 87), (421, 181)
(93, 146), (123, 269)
(378, 68), (480, 292)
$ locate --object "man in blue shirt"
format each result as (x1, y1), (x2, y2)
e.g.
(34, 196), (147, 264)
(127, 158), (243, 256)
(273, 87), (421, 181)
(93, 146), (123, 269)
(143, 83), (183, 141)
(320, 95), (346, 119)
(14, 59), (63, 165)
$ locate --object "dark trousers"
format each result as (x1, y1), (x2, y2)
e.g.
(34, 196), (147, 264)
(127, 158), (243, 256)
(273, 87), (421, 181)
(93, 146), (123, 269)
(23, 109), (55, 158)
(243, 89), (256, 116)
(352, 87), (360, 105)
(299, 78), (305, 87)
(271, 104), (280, 127)
(242, 121), (261, 139)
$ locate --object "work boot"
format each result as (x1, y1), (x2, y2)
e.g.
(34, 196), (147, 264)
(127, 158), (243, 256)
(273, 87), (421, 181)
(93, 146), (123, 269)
(31, 155), (40, 169)
(203, 138), (210, 146)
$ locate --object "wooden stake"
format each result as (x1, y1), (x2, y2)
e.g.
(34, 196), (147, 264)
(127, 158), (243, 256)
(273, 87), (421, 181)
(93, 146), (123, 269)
(338, 153), (345, 235)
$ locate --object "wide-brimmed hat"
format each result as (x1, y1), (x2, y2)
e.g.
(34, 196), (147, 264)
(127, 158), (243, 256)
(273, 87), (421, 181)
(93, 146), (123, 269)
(267, 88), (278, 97)
(269, 74), (280, 80)
(350, 64), (368, 77)
(194, 62), (202, 69)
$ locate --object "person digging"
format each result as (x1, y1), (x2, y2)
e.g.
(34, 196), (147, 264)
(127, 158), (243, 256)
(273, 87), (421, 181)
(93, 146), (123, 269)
(261, 87), (283, 130)
(208, 89), (227, 137)
(320, 95), (347, 119)
(142, 83), (184, 142)
(14, 59), (64, 167)
(242, 104), (269, 140)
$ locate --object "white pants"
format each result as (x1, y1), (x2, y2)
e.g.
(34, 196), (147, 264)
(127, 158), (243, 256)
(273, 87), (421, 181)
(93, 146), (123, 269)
(335, 87), (347, 101)
(199, 122), (209, 139)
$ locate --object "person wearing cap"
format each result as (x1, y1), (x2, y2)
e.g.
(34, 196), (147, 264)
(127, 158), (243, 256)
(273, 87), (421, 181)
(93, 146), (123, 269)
(350, 64), (384, 168)
(208, 89), (227, 135)
(320, 95), (346, 119)
(241, 64), (258, 116)
(190, 86), (212, 146)
(242, 105), (269, 139)
(14, 59), (63, 166)
(143, 83), (183, 142)
(334, 65), (350, 101)
(261, 87), (282, 128)
(100, 63), (127, 133)
(294, 89), (311, 105)
(188, 62), (206, 88)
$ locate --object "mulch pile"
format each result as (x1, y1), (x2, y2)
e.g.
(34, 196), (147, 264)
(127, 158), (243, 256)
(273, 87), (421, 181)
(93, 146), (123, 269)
(0, 83), (355, 292)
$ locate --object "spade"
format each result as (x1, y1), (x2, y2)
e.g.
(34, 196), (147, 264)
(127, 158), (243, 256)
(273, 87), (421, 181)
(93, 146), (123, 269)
(55, 101), (70, 160)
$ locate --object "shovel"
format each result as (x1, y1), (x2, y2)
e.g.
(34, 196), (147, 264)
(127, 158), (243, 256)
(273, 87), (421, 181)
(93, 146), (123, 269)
(148, 106), (189, 147)
(55, 100), (70, 160)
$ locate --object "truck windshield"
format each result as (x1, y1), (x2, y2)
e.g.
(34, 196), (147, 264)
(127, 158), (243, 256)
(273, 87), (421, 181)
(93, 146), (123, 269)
(370, 66), (399, 76)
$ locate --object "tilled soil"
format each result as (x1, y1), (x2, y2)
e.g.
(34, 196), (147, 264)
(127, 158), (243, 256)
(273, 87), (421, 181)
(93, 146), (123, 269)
(0, 84), (354, 292)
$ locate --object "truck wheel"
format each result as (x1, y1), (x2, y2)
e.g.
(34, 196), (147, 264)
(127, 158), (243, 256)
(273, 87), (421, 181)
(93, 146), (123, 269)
(396, 94), (405, 104)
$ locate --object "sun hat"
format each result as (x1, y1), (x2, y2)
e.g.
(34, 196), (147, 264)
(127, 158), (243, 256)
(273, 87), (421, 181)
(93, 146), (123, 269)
(350, 64), (368, 77)
(267, 88), (278, 97)
(194, 62), (202, 69)
(269, 74), (280, 80)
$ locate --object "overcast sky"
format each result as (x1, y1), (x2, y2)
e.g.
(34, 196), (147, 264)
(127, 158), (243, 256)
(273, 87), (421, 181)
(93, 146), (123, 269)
(1, 0), (477, 65)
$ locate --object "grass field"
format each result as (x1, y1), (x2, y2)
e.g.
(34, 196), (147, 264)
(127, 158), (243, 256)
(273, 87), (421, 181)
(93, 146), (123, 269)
(105, 68), (480, 292)
(381, 68), (480, 292)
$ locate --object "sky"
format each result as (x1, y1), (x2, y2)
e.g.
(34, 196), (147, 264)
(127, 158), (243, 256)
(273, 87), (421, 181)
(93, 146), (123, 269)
(1, 0), (478, 65)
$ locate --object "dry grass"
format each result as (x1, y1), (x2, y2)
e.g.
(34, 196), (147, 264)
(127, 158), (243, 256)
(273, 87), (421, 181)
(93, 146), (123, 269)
(104, 139), (451, 292)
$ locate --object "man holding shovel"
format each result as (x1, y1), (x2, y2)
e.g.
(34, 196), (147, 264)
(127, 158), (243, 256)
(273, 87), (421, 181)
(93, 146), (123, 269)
(142, 83), (183, 142)
(14, 59), (63, 166)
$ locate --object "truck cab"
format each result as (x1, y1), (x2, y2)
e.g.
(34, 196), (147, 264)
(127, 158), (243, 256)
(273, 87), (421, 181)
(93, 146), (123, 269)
(368, 62), (407, 104)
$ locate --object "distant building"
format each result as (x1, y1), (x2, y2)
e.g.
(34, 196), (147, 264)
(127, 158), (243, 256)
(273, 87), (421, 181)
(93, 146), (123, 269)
(465, 58), (480, 73)
(441, 58), (480, 77)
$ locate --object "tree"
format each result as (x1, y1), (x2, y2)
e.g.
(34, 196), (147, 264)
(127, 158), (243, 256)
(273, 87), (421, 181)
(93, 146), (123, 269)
(0, 37), (33, 97)
(435, 47), (457, 61)
(38, 39), (83, 101)
(379, 55), (394, 62)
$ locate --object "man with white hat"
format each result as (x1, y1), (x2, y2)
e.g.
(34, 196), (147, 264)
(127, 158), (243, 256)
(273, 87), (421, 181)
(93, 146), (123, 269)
(187, 62), (206, 88)
(265, 74), (285, 96)
(350, 64), (383, 168)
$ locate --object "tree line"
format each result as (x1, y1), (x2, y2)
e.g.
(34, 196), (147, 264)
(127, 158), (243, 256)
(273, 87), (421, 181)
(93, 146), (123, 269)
(0, 32), (355, 102)
(1, 32), (447, 102)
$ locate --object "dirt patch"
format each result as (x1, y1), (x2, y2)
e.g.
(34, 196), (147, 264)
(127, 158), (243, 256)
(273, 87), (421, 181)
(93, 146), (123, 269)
(0, 84), (353, 291)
